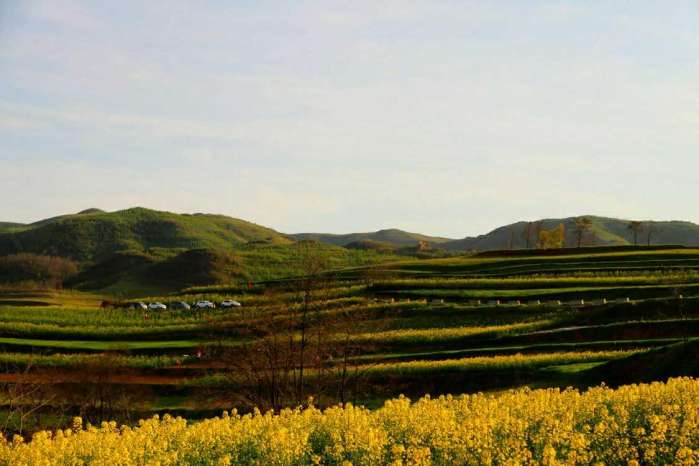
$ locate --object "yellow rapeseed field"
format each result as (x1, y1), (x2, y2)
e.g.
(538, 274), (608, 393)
(1, 378), (697, 465)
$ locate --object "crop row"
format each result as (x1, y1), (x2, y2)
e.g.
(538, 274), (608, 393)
(0, 352), (180, 370)
(372, 272), (699, 290)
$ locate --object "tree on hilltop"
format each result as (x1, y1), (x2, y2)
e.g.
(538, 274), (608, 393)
(573, 217), (593, 248)
(522, 221), (543, 249)
(645, 222), (658, 246)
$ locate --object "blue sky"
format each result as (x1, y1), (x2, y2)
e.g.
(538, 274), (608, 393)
(1, 1), (698, 237)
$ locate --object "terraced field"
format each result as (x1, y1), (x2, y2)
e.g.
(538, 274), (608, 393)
(0, 247), (697, 433)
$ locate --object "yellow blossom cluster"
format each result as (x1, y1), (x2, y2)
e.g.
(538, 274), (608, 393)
(1, 378), (697, 465)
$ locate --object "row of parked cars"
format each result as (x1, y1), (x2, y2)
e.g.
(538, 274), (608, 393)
(127, 300), (242, 311)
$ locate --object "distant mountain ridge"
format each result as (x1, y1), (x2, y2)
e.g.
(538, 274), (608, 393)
(292, 216), (699, 251)
(439, 216), (699, 251)
(3, 210), (699, 259)
(3, 208), (699, 295)
(291, 229), (454, 247)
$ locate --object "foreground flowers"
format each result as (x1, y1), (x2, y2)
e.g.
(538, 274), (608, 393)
(2, 378), (698, 465)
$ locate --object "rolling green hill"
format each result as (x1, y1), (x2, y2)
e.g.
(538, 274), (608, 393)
(439, 216), (699, 251)
(0, 208), (413, 295)
(291, 228), (454, 247)
(4, 211), (699, 259)
(0, 207), (292, 261)
(4, 209), (699, 295)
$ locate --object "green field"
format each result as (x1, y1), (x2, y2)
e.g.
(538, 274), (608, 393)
(0, 246), (697, 433)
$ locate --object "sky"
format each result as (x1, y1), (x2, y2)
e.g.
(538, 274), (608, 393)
(1, 1), (698, 238)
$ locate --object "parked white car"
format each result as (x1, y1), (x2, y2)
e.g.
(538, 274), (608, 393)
(148, 302), (167, 311)
(220, 300), (242, 308)
(194, 301), (216, 310)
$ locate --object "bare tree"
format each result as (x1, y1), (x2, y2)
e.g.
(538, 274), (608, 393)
(326, 304), (382, 405)
(223, 242), (333, 411)
(224, 262), (389, 410)
(226, 303), (299, 411)
(292, 241), (331, 403)
(645, 222), (658, 246)
(522, 221), (543, 249)
(0, 362), (58, 436)
(573, 217), (593, 248)
(627, 221), (644, 246)
(521, 223), (533, 249)
(66, 353), (149, 425)
(674, 288), (689, 347)
(507, 226), (515, 250)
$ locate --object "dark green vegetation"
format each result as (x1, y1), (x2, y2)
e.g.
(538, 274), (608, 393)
(1, 208), (698, 432)
(0, 245), (697, 434)
(0, 208), (406, 295)
(0, 223), (25, 234)
(4, 208), (699, 296)
(0, 254), (78, 286)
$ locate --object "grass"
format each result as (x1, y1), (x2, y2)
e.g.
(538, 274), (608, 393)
(380, 283), (699, 301)
(0, 306), (204, 326)
(1, 245), (699, 429)
(0, 337), (204, 351)
(0, 320), (207, 341)
(355, 338), (673, 363)
(349, 321), (549, 346)
(372, 271), (699, 289)
(0, 352), (181, 369)
(381, 249), (699, 277)
(0, 207), (293, 262)
(0, 288), (104, 308)
(360, 350), (640, 377)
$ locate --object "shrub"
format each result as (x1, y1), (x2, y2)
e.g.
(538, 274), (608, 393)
(0, 253), (78, 288)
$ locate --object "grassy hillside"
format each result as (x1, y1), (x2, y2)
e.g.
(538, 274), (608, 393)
(0, 207), (292, 261)
(65, 242), (406, 296)
(4, 211), (699, 258)
(440, 216), (699, 251)
(0, 209), (416, 296)
(5, 209), (699, 295)
(291, 228), (453, 247)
